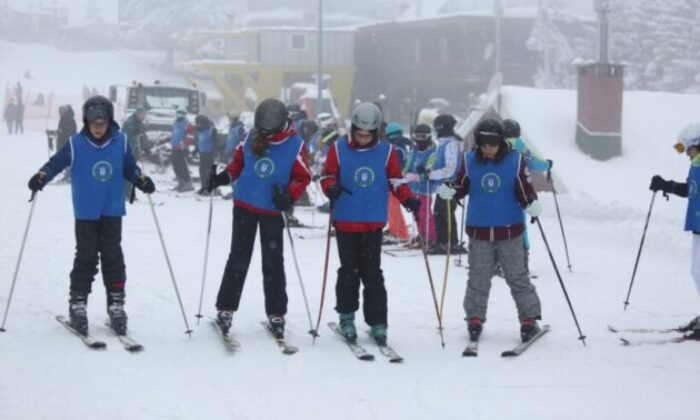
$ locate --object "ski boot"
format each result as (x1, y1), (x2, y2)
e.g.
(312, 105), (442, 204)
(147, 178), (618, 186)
(520, 318), (541, 343)
(338, 312), (357, 343)
(679, 316), (700, 332)
(369, 324), (388, 346)
(267, 315), (285, 339)
(107, 290), (128, 335)
(216, 310), (233, 334)
(68, 291), (89, 336)
(285, 215), (304, 228)
(467, 317), (483, 341)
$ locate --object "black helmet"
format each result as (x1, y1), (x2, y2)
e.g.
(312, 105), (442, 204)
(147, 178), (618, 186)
(286, 102), (302, 119)
(503, 119), (521, 139)
(194, 114), (209, 127)
(82, 95), (113, 124)
(433, 114), (457, 137)
(413, 123), (432, 141)
(255, 98), (288, 135)
(474, 118), (505, 146)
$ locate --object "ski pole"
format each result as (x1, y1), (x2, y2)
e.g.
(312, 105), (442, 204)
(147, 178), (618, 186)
(147, 194), (193, 336)
(195, 165), (217, 325)
(623, 191), (662, 310)
(438, 198), (452, 324)
(534, 217), (586, 345)
(548, 169), (572, 271)
(0, 192), (38, 332)
(413, 212), (445, 348)
(312, 211), (333, 344)
(281, 210), (316, 339)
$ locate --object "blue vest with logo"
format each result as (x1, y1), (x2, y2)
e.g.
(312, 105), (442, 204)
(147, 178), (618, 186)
(332, 138), (391, 224)
(465, 150), (523, 228)
(197, 126), (215, 153)
(171, 119), (188, 147)
(685, 164), (700, 232)
(70, 133), (127, 220)
(406, 145), (437, 195)
(233, 131), (303, 212)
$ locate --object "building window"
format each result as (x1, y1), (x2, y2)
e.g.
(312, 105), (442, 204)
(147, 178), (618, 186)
(291, 34), (307, 51)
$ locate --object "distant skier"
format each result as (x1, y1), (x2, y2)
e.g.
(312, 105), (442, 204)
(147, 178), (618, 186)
(224, 109), (244, 162)
(427, 114), (464, 254)
(121, 107), (146, 199)
(55, 105), (78, 183)
(194, 114), (218, 195)
(438, 118), (543, 343)
(3, 99), (17, 134)
(169, 107), (195, 192)
(649, 122), (700, 340)
(26, 95), (155, 336)
(208, 98), (311, 339)
(320, 102), (420, 345)
(403, 123), (438, 248)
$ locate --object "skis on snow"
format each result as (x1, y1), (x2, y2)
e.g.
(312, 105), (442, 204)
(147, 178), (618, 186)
(56, 315), (106, 350)
(364, 330), (403, 363)
(260, 321), (298, 355)
(103, 320), (144, 352)
(328, 322), (374, 361)
(607, 324), (697, 346)
(211, 317), (240, 352)
(461, 340), (479, 357)
(501, 324), (551, 357)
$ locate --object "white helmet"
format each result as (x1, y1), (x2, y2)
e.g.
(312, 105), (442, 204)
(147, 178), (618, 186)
(351, 102), (382, 131)
(676, 122), (700, 153)
(317, 112), (334, 129)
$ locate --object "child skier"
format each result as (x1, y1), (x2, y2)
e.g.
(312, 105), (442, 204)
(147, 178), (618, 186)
(438, 118), (543, 342)
(403, 123), (438, 248)
(649, 122), (700, 340)
(320, 102), (420, 345)
(27, 95), (156, 336)
(208, 98), (311, 339)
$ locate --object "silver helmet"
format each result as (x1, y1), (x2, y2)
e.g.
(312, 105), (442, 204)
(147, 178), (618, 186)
(351, 102), (382, 131)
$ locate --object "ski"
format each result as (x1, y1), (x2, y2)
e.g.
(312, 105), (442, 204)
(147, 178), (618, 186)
(619, 336), (695, 346)
(260, 321), (298, 355)
(462, 340), (479, 357)
(607, 325), (681, 334)
(104, 321), (144, 352)
(383, 249), (422, 258)
(328, 322), (374, 361)
(501, 324), (550, 357)
(210, 317), (240, 352)
(55, 315), (106, 350)
(365, 331), (403, 363)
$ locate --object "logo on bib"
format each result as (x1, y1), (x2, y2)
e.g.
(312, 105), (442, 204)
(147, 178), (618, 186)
(254, 158), (275, 178)
(690, 180), (698, 198)
(92, 161), (113, 182)
(354, 167), (375, 188)
(481, 172), (501, 193)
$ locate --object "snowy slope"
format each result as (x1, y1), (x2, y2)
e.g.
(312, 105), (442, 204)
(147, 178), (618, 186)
(1, 44), (699, 420)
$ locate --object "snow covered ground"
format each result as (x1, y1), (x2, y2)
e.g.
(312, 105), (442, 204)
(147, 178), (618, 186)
(1, 43), (699, 420)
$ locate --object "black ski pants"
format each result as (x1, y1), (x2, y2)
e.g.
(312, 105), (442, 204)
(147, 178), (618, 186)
(434, 195), (459, 247)
(171, 148), (191, 183)
(70, 217), (126, 295)
(198, 151), (215, 190)
(334, 229), (387, 326)
(216, 205), (288, 315)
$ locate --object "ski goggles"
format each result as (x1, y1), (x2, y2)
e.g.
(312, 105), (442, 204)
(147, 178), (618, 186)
(413, 132), (430, 141)
(674, 142), (686, 154)
(85, 105), (109, 122)
(477, 132), (501, 147)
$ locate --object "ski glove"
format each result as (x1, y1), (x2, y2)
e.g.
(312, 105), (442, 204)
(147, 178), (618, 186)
(526, 200), (542, 218)
(416, 165), (429, 175)
(28, 171), (47, 192)
(273, 186), (294, 211)
(135, 175), (155, 194)
(437, 182), (456, 200)
(208, 170), (231, 192)
(649, 175), (672, 193)
(326, 184), (343, 204)
(403, 197), (421, 213)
